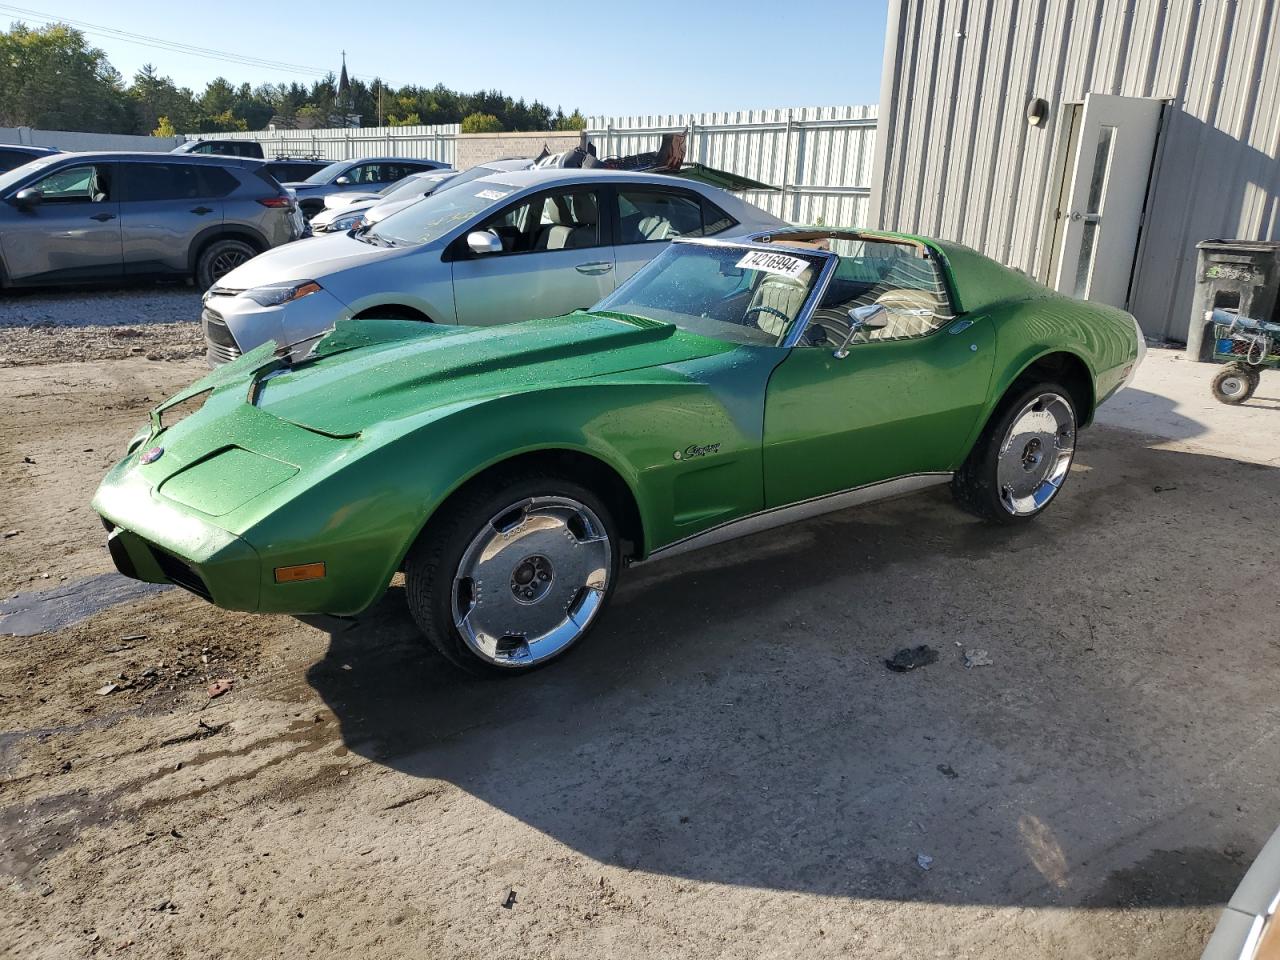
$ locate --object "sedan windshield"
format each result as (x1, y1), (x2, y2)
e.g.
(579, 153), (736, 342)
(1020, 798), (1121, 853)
(0, 153), (62, 194)
(378, 171), (452, 201)
(368, 180), (519, 247)
(304, 160), (350, 184)
(591, 243), (827, 346)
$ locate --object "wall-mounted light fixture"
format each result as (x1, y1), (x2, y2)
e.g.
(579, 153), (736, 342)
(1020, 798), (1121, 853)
(1026, 98), (1050, 127)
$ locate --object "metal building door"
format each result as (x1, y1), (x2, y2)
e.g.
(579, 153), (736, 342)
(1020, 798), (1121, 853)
(1052, 93), (1163, 308)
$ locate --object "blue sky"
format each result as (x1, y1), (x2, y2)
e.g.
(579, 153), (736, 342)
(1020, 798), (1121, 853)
(0, 0), (889, 115)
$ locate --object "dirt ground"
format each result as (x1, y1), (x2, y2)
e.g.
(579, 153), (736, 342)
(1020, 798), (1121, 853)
(0, 287), (203, 367)
(2, 334), (1279, 959)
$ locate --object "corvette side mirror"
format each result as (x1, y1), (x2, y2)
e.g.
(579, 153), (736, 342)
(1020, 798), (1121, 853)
(466, 230), (503, 256)
(834, 304), (889, 359)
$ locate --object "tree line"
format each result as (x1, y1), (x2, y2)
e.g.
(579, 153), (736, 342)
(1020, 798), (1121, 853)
(0, 23), (587, 135)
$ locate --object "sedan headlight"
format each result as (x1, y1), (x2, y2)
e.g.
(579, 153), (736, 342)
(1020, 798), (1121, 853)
(324, 213), (366, 233)
(240, 281), (323, 307)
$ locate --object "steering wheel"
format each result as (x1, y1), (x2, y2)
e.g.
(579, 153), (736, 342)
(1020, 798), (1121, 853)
(743, 304), (790, 330)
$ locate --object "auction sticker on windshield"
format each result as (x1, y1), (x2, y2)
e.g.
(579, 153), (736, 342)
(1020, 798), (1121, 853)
(475, 188), (513, 201)
(735, 250), (811, 279)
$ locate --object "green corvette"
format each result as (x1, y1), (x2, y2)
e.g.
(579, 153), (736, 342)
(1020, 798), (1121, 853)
(94, 228), (1144, 672)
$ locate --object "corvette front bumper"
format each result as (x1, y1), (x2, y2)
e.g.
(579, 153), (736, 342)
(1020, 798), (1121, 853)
(96, 492), (263, 612)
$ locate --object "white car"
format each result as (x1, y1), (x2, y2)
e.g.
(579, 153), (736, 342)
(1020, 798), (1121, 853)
(201, 168), (786, 364)
(308, 159), (533, 235)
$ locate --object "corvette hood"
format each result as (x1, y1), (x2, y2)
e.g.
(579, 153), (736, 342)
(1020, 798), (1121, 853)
(254, 313), (729, 437)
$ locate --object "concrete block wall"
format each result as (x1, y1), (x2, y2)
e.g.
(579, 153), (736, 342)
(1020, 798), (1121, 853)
(455, 130), (586, 169)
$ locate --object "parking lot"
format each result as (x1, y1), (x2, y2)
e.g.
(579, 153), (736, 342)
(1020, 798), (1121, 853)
(1, 300), (1278, 959)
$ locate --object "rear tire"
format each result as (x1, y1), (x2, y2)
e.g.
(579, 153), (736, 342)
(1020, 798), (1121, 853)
(404, 471), (620, 675)
(195, 238), (257, 290)
(952, 381), (1077, 524)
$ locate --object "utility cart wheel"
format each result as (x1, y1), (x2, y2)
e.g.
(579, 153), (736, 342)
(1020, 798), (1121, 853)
(1211, 365), (1258, 405)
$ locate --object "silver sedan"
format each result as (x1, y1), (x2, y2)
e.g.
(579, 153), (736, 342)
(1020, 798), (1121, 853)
(309, 159), (534, 234)
(201, 168), (786, 364)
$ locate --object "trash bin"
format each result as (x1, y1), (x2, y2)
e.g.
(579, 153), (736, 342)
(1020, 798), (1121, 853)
(1186, 239), (1280, 361)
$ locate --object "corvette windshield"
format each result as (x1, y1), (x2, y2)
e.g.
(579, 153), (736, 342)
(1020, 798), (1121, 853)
(591, 243), (826, 346)
(368, 181), (517, 246)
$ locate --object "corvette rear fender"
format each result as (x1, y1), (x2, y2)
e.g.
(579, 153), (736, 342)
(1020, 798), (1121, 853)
(971, 294), (1139, 445)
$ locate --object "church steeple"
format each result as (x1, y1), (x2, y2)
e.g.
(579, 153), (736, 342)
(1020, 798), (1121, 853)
(338, 50), (351, 98)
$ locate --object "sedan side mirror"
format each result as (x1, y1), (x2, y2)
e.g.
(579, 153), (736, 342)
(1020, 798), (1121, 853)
(334, 176), (351, 185)
(466, 230), (504, 256)
(834, 304), (890, 358)
(14, 187), (42, 209)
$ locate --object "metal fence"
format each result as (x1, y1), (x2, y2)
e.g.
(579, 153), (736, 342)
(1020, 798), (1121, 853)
(45, 104), (878, 227)
(218, 124), (459, 166)
(586, 106), (878, 226)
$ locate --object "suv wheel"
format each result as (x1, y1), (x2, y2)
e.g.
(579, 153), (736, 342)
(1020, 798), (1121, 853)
(196, 238), (256, 290)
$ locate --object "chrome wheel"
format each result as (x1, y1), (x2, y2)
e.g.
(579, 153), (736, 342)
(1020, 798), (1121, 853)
(996, 392), (1075, 517)
(451, 496), (611, 667)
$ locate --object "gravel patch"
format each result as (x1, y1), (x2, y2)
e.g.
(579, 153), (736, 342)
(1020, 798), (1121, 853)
(0, 284), (201, 328)
(0, 285), (204, 366)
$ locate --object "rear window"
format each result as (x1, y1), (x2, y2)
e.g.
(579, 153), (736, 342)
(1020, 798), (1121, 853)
(0, 152), (61, 193)
(197, 166), (239, 197)
(188, 141), (262, 158)
(0, 149), (32, 173)
(266, 161), (324, 182)
(122, 162), (238, 201)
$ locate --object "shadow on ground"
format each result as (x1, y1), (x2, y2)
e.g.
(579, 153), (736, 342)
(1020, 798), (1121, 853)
(306, 429), (1280, 909)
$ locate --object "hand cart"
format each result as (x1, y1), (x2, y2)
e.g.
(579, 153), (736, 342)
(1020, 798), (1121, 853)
(1206, 307), (1280, 404)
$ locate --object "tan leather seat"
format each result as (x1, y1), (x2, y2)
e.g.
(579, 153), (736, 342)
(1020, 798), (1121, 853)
(871, 287), (944, 339)
(535, 193), (599, 250)
(863, 257), (946, 340)
(748, 275), (810, 338)
(636, 214), (672, 241)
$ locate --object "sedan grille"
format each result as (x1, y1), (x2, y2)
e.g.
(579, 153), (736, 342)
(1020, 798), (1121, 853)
(203, 308), (241, 366)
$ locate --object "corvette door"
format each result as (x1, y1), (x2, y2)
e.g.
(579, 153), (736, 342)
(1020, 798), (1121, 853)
(762, 243), (994, 507)
(451, 186), (616, 325)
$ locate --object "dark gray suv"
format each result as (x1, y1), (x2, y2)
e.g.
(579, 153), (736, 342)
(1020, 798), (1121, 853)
(0, 152), (301, 290)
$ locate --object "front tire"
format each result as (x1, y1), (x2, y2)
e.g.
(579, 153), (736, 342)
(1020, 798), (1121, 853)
(195, 238), (256, 290)
(952, 382), (1077, 524)
(404, 472), (620, 674)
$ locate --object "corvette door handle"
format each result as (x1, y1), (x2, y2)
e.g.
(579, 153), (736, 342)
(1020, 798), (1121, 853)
(575, 261), (613, 275)
(190, 206), (213, 215)
(89, 213), (116, 222)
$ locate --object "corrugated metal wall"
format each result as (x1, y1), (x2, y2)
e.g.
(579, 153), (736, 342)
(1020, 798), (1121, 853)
(588, 106), (879, 226)
(872, 0), (1280, 339)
